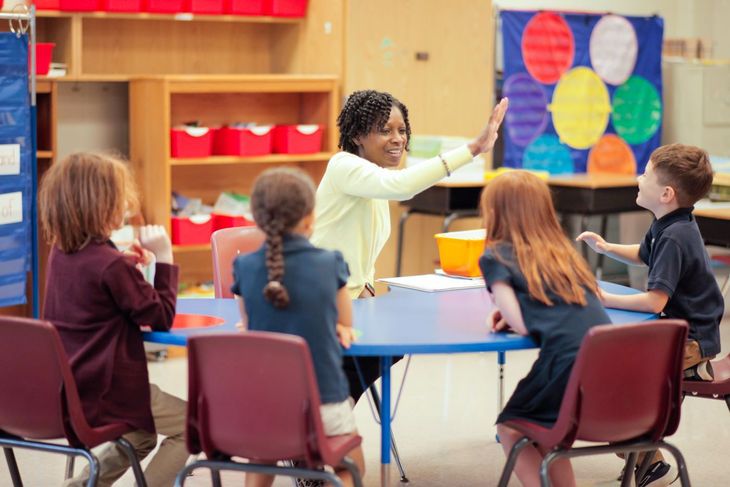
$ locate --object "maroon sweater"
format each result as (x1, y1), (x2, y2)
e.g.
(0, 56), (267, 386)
(43, 241), (178, 434)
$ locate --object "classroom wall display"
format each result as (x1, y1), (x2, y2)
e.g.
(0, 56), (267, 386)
(500, 10), (664, 175)
(0, 34), (33, 307)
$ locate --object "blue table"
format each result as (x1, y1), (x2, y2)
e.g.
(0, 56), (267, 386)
(144, 281), (654, 486)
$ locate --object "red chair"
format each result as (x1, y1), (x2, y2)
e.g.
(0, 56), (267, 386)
(0, 317), (147, 487)
(210, 226), (265, 298)
(497, 320), (690, 487)
(683, 353), (730, 412)
(175, 332), (363, 487)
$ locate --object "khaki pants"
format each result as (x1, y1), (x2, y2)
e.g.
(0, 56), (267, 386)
(683, 339), (712, 370)
(64, 384), (188, 487)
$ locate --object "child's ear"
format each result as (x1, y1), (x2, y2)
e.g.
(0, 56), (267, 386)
(661, 185), (676, 204)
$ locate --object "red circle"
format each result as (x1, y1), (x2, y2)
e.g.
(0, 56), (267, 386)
(522, 12), (575, 84)
(172, 314), (225, 329)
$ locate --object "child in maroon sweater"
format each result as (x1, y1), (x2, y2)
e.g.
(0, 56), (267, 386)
(40, 152), (187, 487)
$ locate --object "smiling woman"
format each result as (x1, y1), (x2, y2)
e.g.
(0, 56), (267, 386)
(310, 89), (508, 402)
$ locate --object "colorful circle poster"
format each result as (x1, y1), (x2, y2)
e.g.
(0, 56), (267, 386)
(501, 11), (664, 175)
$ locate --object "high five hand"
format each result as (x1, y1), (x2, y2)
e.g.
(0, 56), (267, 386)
(468, 97), (509, 157)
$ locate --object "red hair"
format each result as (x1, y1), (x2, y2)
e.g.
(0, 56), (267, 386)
(481, 171), (598, 306)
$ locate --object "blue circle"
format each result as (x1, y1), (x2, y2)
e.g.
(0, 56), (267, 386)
(522, 135), (574, 174)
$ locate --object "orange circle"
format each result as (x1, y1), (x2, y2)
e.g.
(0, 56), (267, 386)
(587, 134), (636, 175)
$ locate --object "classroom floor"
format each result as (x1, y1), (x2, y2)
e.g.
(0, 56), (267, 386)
(4, 312), (730, 487)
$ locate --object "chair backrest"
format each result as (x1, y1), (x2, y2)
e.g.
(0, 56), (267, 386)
(210, 226), (266, 298)
(553, 320), (687, 447)
(0, 317), (91, 445)
(186, 332), (329, 463)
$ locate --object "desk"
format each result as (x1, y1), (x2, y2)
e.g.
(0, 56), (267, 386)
(694, 208), (730, 248)
(694, 207), (730, 298)
(145, 281), (653, 486)
(397, 173), (642, 277)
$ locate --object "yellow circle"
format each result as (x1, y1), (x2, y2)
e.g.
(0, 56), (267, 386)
(548, 67), (611, 149)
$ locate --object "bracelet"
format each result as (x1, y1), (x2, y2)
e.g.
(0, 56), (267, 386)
(438, 153), (451, 177)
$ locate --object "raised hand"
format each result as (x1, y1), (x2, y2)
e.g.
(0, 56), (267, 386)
(576, 231), (610, 255)
(139, 225), (174, 264)
(468, 97), (509, 157)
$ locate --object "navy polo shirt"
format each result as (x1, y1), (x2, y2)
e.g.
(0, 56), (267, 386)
(639, 207), (724, 357)
(230, 234), (350, 403)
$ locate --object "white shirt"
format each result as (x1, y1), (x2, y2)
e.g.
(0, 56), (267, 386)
(311, 145), (474, 298)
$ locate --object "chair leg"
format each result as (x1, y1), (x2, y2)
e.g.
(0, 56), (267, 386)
(659, 441), (691, 487)
(174, 462), (199, 487)
(621, 453), (639, 487)
(725, 395), (730, 413)
(540, 449), (565, 487)
(340, 456), (364, 487)
(634, 450), (656, 482)
(80, 450), (100, 487)
(368, 384), (409, 482)
(114, 437), (148, 487)
(210, 467), (222, 487)
(65, 455), (76, 479)
(3, 447), (23, 487)
(497, 436), (531, 487)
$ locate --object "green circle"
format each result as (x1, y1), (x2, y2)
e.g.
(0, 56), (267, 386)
(611, 75), (662, 144)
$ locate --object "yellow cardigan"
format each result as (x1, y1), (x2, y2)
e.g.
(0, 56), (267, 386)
(311, 145), (474, 298)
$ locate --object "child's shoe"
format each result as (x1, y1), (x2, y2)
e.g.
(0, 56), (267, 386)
(683, 360), (714, 381)
(637, 461), (678, 487)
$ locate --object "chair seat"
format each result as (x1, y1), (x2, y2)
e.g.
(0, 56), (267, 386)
(682, 354), (730, 397)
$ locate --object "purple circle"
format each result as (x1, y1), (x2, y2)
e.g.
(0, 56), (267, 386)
(503, 73), (549, 147)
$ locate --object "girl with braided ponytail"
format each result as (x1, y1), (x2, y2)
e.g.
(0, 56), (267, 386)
(231, 167), (365, 487)
(311, 90), (509, 401)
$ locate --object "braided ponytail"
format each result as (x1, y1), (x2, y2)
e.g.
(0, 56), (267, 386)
(250, 167), (316, 309)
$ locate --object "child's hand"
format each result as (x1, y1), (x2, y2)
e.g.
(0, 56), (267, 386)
(139, 225), (173, 264)
(336, 324), (356, 349)
(468, 98), (509, 156)
(235, 321), (245, 332)
(576, 231), (609, 255)
(123, 239), (154, 266)
(488, 309), (512, 333)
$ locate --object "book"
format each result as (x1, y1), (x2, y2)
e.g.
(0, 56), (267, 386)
(378, 274), (485, 292)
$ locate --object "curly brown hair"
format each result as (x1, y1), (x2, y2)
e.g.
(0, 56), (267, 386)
(250, 167), (316, 309)
(650, 144), (713, 207)
(39, 152), (139, 253)
(337, 89), (412, 154)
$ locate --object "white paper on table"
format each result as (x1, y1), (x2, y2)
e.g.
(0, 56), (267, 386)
(378, 274), (485, 292)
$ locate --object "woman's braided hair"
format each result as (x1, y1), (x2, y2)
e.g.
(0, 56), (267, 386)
(337, 90), (411, 154)
(250, 167), (316, 309)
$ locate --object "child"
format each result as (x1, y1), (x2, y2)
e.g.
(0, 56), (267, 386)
(231, 167), (365, 487)
(480, 171), (610, 487)
(40, 153), (187, 487)
(577, 143), (724, 486)
(312, 89), (508, 402)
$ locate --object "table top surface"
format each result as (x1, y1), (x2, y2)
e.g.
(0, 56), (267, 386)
(144, 282), (655, 356)
(694, 207), (730, 220)
(434, 173), (639, 189)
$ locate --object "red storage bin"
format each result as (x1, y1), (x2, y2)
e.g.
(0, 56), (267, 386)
(31, 43), (55, 76)
(272, 124), (322, 154)
(34, 0), (61, 9)
(171, 127), (213, 158)
(171, 215), (213, 245)
(102, 0), (142, 12)
(226, 0), (265, 15)
(186, 0), (224, 14)
(145, 0), (184, 13)
(213, 125), (273, 156)
(212, 213), (254, 231)
(265, 0), (307, 17)
(59, 0), (99, 11)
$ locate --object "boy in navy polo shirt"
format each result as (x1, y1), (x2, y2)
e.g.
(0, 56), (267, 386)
(578, 143), (723, 487)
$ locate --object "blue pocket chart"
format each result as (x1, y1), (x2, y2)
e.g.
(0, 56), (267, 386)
(0, 33), (32, 307)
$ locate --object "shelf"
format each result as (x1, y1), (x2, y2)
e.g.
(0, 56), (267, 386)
(170, 152), (332, 166)
(40, 75), (130, 82)
(37, 151), (54, 159)
(36, 10), (302, 24)
(173, 244), (211, 253)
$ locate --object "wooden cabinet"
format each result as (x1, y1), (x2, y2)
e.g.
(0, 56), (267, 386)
(129, 74), (339, 282)
(35, 7), (344, 80)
